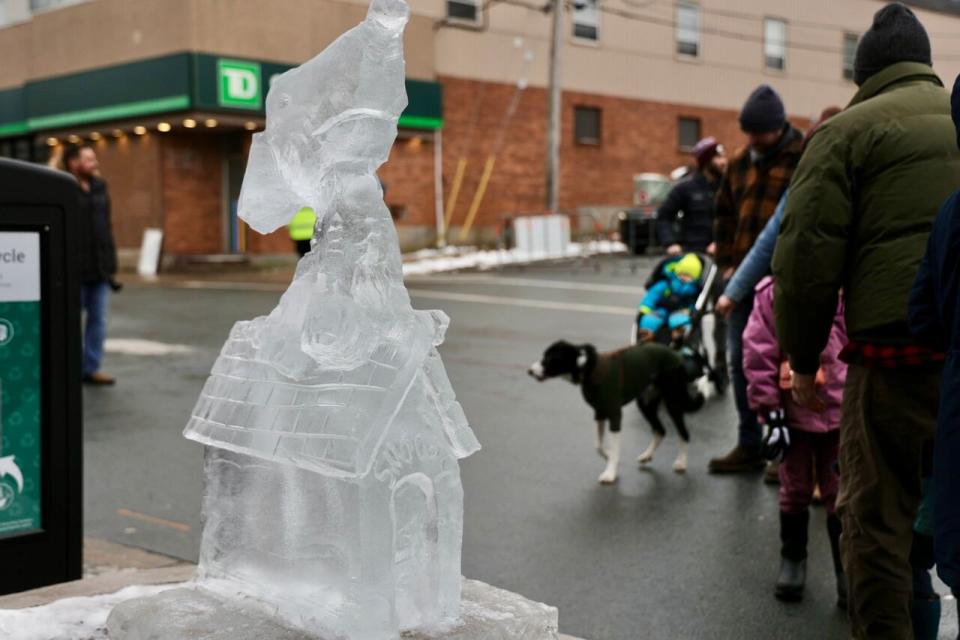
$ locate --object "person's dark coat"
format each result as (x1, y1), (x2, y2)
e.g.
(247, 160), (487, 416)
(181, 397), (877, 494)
(907, 74), (960, 592)
(78, 177), (118, 284)
(656, 170), (719, 252)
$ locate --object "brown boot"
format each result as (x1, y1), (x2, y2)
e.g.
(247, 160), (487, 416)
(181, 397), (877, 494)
(764, 461), (781, 485)
(83, 371), (116, 386)
(708, 445), (766, 473)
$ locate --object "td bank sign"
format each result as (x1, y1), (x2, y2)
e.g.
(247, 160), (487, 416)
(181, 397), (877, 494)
(217, 59), (263, 109)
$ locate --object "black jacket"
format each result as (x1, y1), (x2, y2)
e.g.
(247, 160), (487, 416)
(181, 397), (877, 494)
(78, 177), (118, 283)
(909, 188), (960, 591)
(656, 170), (719, 252)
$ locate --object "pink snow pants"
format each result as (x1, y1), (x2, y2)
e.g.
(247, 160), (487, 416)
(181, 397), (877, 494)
(779, 428), (840, 515)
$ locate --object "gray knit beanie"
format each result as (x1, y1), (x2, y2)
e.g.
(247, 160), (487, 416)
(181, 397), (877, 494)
(854, 2), (932, 86)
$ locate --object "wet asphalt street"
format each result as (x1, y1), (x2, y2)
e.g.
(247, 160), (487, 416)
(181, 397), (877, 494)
(84, 256), (958, 640)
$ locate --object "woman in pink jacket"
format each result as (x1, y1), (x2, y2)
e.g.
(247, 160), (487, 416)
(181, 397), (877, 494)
(743, 276), (847, 607)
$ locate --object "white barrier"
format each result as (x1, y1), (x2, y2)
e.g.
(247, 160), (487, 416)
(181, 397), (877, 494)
(137, 228), (164, 277)
(512, 214), (570, 259)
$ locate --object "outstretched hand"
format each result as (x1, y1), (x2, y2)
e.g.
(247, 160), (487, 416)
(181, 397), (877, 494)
(715, 295), (736, 319)
(791, 371), (826, 412)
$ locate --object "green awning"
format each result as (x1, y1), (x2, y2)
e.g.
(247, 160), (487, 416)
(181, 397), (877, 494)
(0, 51), (443, 137)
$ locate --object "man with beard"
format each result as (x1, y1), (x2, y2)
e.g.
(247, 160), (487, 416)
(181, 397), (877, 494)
(65, 145), (118, 386)
(657, 137), (727, 256)
(709, 85), (804, 475)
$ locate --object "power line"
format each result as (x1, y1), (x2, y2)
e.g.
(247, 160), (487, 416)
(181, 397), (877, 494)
(625, 0), (960, 39)
(466, 22), (861, 86)
(435, 0), (960, 60)
(590, 0), (960, 59)
(594, 3), (853, 57)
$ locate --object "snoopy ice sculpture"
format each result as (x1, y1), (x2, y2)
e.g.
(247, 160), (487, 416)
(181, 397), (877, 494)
(182, 0), (482, 636)
(106, 0), (560, 637)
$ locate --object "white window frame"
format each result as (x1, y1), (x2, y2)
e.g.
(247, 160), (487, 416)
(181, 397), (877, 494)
(446, 0), (482, 27)
(842, 32), (858, 82)
(29, 0), (88, 14)
(764, 18), (787, 72)
(572, 0), (600, 43)
(675, 2), (701, 59)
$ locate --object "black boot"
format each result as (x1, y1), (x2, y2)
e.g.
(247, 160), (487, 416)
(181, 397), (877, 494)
(911, 594), (941, 640)
(827, 514), (847, 610)
(776, 510), (808, 602)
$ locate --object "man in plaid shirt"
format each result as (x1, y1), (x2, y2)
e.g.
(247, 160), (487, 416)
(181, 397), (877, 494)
(709, 85), (804, 474)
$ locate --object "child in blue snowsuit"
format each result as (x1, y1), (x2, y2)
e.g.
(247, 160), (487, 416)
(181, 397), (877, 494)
(637, 253), (703, 342)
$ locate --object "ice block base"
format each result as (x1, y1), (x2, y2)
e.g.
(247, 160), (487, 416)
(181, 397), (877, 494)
(105, 578), (559, 640)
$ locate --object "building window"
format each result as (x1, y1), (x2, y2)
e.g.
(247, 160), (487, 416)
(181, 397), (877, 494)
(446, 0), (481, 25)
(29, 0), (88, 12)
(572, 0), (599, 42)
(843, 32), (859, 81)
(575, 107), (601, 145)
(677, 117), (701, 152)
(676, 3), (700, 58)
(764, 18), (787, 71)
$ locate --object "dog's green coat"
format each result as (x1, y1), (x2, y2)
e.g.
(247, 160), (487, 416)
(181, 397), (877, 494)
(581, 343), (684, 432)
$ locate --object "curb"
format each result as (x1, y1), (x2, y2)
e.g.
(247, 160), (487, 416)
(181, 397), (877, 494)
(0, 564), (195, 610)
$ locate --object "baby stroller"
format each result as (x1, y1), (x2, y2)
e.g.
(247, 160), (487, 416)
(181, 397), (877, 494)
(630, 253), (725, 394)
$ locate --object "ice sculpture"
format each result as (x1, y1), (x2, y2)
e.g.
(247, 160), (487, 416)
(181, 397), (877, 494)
(181, 0), (482, 636)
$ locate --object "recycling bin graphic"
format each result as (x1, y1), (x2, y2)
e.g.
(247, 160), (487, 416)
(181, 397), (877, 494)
(0, 158), (81, 595)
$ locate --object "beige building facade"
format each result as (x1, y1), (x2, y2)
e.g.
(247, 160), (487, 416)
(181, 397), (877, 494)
(1, 0), (959, 256)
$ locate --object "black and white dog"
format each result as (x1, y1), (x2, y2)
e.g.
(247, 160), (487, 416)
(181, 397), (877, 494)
(528, 340), (703, 484)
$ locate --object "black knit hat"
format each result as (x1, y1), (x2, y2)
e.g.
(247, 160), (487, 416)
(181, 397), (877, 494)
(739, 85), (786, 134)
(854, 3), (931, 86)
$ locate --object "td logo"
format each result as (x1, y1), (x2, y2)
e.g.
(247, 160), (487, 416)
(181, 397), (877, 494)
(217, 59), (262, 109)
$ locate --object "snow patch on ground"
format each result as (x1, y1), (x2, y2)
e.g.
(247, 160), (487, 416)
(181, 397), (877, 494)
(402, 241), (626, 276)
(105, 338), (196, 356)
(0, 582), (189, 640)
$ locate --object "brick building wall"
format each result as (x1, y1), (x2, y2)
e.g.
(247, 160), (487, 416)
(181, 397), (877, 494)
(244, 226), (292, 254)
(92, 134), (164, 249)
(380, 135), (437, 227)
(85, 79), (816, 258)
(384, 75), (814, 246)
(161, 134), (224, 255)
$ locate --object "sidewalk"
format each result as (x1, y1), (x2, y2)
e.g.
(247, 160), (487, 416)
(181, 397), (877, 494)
(0, 539), (583, 639)
(127, 240), (629, 289)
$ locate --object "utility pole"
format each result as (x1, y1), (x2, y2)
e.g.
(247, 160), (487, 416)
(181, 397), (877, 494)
(545, 0), (562, 213)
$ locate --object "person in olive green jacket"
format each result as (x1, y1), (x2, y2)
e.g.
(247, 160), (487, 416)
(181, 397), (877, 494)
(771, 4), (960, 638)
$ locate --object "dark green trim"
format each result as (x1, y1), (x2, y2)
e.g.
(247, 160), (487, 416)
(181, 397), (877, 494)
(0, 86), (26, 133)
(26, 53), (192, 120)
(405, 78), (443, 122)
(0, 51), (444, 137)
(0, 122), (28, 136)
(26, 95), (190, 130)
(398, 115), (443, 130)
